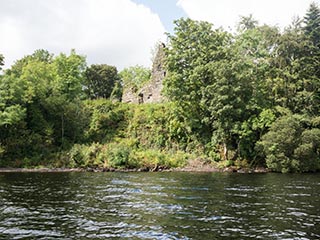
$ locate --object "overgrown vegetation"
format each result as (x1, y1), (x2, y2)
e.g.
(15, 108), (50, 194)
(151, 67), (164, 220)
(0, 3), (319, 172)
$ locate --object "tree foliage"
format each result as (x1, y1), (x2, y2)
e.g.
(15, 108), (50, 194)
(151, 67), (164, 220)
(163, 4), (320, 171)
(164, 18), (232, 149)
(84, 64), (120, 99)
(120, 65), (151, 91)
(0, 54), (4, 70)
(0, 49), (87, 164)
(0, 3), (319, 172)
(257, 114), (320, 172)
(304, 2), (320, 47)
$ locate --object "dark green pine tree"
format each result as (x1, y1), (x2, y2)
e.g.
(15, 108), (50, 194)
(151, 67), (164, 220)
(302, 2), (320, 116)
(0, 54), (4, 70)
(304, 2), (320, 47)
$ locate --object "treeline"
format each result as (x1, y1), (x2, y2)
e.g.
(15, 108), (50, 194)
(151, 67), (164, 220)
(163, 3), (320, 172)
(0, 48), (186, 170)
(0, 3), (319, 172)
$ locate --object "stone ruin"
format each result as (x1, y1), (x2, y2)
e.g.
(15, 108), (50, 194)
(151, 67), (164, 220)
(122, 43), (166, 104)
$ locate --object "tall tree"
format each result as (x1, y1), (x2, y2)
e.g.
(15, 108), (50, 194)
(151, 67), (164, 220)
(84, 64), (120, 99)
(7, 49), (53, 77)
(0, 49), (88, 163)
(269, 10), (320, 116)
(302, 2), (320, 115)
(53, 49), (86, 100)
(207, 25), (279, 160)
(304, 2), (320, 47)
(164, 18), (231, 146)
(0, 55), (58, 160)
(237, 14), (258, 32)
(0, 54), (4, 70)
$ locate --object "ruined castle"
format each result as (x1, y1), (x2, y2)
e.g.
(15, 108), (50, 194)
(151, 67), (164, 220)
(122, 43), (166, 104)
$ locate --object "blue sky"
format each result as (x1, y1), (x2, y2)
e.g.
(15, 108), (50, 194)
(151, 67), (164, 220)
(0, 0), (318, 70)
(131, 0), (186, 33)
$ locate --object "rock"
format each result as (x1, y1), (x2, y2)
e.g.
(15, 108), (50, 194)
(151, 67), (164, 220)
(254, 167), (269, 173)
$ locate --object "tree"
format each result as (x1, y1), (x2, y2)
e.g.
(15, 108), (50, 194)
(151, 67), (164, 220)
(203, 24), (277, 160)
(84, 64), (120, 99)
(6, 49), (53, 77)
(0, 49), (88, 163)
(120, 65), (151, 91)
(164, 18), (231, 148)
(304, 2), (320, 47)
(0, 54), (4, 70)
(164, 18), (279, 160)
(47, 50), (87, 148)
(302, 2), (320, 115)
(237, 14), (258, 32)
(257, 114), (320, 172)
(294, 128), (320, 172)
(53, 49), (86, 100)
(269, 14), (320, 116)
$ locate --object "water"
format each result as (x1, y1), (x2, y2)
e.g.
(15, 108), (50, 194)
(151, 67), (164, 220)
(0, 172), (319, 239)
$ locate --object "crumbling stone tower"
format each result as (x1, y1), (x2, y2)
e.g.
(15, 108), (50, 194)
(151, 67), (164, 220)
(122, 43), (166, 103)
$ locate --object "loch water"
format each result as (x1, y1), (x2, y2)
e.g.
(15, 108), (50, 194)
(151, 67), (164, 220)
(0, 172), (319, 239)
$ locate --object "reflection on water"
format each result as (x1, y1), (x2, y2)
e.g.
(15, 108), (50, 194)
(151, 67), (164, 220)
(0, 172), (319, 239)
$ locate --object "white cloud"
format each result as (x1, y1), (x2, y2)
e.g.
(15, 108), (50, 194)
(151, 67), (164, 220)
(177, 0), (316, 30)
(0, 0), (166, 70)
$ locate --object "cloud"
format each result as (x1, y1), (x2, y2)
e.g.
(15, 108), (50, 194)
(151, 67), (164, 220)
(177, 0), (316, 30)
(0, 0), (166, 70)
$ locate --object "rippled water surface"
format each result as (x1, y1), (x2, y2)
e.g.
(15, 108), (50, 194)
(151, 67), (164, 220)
(0, 172), (319, 239)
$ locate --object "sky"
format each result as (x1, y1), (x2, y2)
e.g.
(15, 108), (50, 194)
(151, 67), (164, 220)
(0, 0), (317, 71)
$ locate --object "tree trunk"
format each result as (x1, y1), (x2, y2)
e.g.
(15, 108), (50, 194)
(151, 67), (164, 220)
(223, 142), (228, 160)
(61, 113), (64, 148)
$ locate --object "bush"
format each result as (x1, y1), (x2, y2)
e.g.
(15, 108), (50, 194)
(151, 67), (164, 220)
(68, 143), (103, 168)
(65, 139), (190, 170)
(294, 128), (320, 172)
(83, 99), (129, 143)
(130, 149), (189, 169)
(257, 114), (320, 172)
(104, 142), (132, 168)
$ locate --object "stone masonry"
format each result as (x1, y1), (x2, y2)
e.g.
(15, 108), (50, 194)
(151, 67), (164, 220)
(122, 43), (166, 104)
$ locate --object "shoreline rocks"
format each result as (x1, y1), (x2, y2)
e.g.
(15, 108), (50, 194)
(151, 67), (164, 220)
(0, 166), (270, 173)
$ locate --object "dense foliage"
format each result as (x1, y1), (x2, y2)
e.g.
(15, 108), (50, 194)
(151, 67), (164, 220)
(0, 3), (319, 172)
(120, 65), (151, 94)
(0, 54), (4, 70)
(164, 3), (320, 172)
(84, 64), (121, 100)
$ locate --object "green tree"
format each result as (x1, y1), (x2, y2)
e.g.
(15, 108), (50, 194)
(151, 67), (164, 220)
(53, 49), (86, 100)
(302, 2), (320, 115)
(270, 15), (319, 116)
(84, 64), (120, 99)
(304, 2), (320, 47)
(0, 49), (88, 164)
(6, 49), (53, 77)
(294, 128), (320, 172)
(120, 65), (151, 92)
(237, 14), (258, 31)
(164, 18), (280, 160)
(164, 18), (231, 149)
(257, 114), (302, 173)
(257, 114), (320, 172)
(0, 54), (4, 70)
(46, 50), (87, 149)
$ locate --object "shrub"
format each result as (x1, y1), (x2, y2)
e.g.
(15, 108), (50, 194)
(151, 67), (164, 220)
(130, 149), (189, 169)
(257, 114), (320, 172)
(83, 99), (129, 143)
(104, 142), (132, 168)
(68, 143), (103, 168)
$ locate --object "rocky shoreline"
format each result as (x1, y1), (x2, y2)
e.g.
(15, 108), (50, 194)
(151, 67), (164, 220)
(0, 166), (269, 173)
